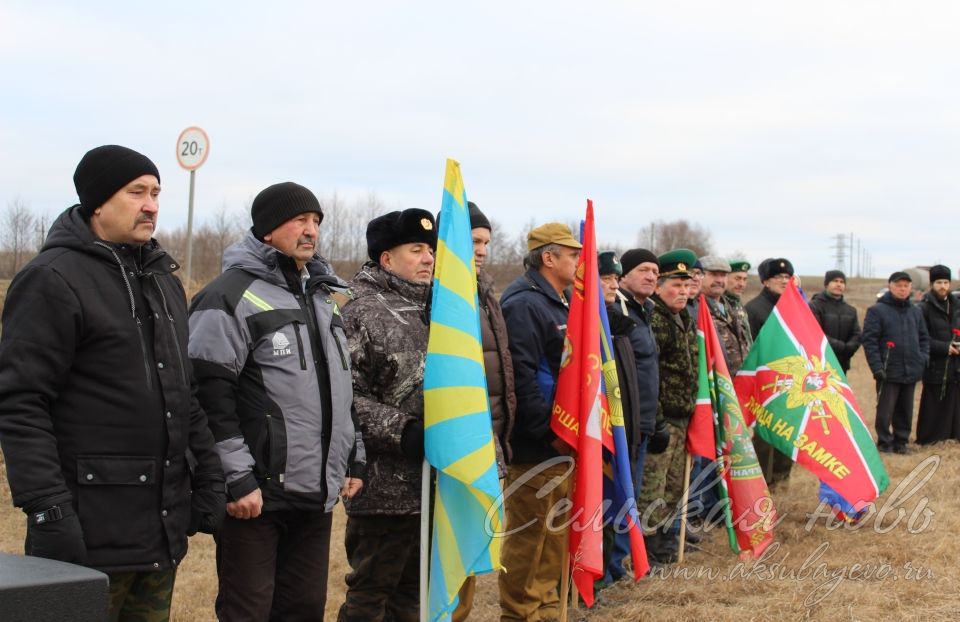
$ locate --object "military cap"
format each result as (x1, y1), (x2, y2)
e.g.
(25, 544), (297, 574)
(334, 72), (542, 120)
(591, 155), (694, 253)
(598, 251), (622, 276)
(699, 255), (731, 272)
(366, 208), (437, 262)
(729, 258), (751, 273)
(527, 222), (582, 251)
(658, 248), (697, 279)
(758, 257), (794, 281)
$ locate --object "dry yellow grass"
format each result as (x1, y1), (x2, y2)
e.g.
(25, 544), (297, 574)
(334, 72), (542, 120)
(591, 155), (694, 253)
(2, 277), (958, 620)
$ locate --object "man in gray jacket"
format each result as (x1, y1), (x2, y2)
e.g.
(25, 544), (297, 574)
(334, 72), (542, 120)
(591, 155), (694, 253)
(189, 182), (365, 620)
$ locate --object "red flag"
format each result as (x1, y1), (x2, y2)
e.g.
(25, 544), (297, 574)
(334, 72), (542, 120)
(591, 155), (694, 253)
(550, 200), (605, 608)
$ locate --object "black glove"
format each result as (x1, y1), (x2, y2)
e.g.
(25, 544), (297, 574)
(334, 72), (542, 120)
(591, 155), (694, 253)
(873, 370), (886, 382)
(349, 460), (368, 483)
(648, 421), (671, 454)
(401, 420), (425, 461)
(188, 480), (226, 536)
(24, 502), (86, 564)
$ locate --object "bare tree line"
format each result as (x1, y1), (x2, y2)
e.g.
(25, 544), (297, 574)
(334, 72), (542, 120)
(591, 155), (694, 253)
(0, 198), (714, 289)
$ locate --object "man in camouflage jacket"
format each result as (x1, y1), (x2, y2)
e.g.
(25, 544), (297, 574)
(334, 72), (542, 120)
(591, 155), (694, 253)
(700, 255), (752, 374)
(638, 249), (699, 564)
(724, 258), (754, 356)
(339, 208), (437, 622)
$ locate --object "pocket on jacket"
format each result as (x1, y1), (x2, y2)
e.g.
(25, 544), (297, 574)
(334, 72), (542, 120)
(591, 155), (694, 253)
(75, 455), (157, 552)
(265, 414), (288, 483)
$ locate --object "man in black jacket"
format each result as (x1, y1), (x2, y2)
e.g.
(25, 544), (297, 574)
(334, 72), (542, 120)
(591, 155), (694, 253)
(607, 249), (664, 572)
(746, 258), (794, 339)
(916, 265), (960, 444)
(809, 270), (861, 374)
(745, 257), (796, 487)
(0, 145), (225, 620)
(863, 271), (930, 453)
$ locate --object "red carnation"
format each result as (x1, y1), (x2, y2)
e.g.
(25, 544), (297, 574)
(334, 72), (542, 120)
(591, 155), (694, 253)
(953, 329), (960, 338)
(886, 341), (896, 349)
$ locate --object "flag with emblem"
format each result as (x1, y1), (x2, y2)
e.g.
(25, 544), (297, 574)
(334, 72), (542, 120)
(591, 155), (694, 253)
(690, 294), (775, 557)
(599, 293), (649, 580)
(734, 279), (889, 515)
(550, 200), (610, 608)
(423, 159), (503, 622)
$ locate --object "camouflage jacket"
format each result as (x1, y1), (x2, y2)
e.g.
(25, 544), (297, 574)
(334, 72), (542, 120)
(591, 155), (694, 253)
(650, 294), (699, 423)
(724, 291), (753, 353)
(341, 262), (430, 516)
(707, 295), (752, 375)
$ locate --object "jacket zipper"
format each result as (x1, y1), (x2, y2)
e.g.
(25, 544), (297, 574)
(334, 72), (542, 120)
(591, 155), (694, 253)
(135, 316), (154, 392)
(95, 241), (155, 392)
(331, 323), (348, 371)
(152, 275), (189, 385)
(293, 323), (307, 371)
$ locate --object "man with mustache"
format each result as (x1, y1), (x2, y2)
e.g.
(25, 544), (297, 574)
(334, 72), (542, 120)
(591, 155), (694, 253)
(916, 265), (960, 444)
(499, 223), (582, 621)
(189, 182), (365, 619)
(0, 145), (225, 620)
(700, 255), (751, 374)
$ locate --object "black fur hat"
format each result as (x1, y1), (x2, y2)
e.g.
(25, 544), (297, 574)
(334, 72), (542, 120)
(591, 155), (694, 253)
(366, 209), (437, 262)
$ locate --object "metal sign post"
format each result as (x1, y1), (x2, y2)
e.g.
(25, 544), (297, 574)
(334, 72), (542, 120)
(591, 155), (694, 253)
(175, 126), (210, 286)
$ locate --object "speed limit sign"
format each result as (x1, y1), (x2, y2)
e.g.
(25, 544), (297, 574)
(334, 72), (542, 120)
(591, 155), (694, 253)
(176, 126), (210, 171)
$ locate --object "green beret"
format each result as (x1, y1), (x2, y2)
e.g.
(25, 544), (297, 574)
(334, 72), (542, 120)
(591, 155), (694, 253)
(729, 259), (751, 273)
(658, 248), (697, 279)
(598, 251), (622, 276)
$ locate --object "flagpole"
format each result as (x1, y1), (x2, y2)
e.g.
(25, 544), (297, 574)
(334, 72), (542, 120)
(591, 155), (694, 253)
(420, 458), (430, 622)
(677, 453), (693, 564)
(558, 479), (573, 622)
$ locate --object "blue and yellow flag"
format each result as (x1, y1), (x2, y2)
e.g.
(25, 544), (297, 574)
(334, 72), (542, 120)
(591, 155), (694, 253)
(424, 159), (503, 622)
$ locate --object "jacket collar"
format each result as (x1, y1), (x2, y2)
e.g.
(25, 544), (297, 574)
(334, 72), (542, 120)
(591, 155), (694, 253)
(515, 268), (571, 308)
(880, 290), (911, 308)
(223, 230), (345, 293)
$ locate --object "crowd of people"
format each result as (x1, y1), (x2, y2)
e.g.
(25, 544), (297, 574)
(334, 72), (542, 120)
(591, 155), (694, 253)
(0, 144), (957, 621)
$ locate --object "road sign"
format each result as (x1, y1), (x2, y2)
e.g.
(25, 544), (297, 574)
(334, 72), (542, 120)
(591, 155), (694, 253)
(176, 126), (210, 171)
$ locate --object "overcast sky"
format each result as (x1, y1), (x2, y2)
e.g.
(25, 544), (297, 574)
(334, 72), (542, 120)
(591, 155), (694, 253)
(2, 1), (959, 277)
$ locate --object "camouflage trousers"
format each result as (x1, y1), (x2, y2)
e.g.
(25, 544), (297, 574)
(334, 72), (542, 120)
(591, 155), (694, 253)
(107, 570), (176, 622)
(638, 419), (690, 530)
(338, 514), (420, 622)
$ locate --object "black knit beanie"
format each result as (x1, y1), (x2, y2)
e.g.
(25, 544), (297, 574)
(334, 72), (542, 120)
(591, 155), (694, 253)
(74, 145), (160, 218)
(619, 248), (659, 276)
(467, 201), (491, 230)
(824, 270), (846, 286)
(251, 182), (323, 241)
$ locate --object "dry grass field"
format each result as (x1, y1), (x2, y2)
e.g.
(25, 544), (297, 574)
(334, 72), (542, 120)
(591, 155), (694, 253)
(2, 276), (959, 621)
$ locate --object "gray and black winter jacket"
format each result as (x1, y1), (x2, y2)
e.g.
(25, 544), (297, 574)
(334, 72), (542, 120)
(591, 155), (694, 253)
(188, 232), (364, 512)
